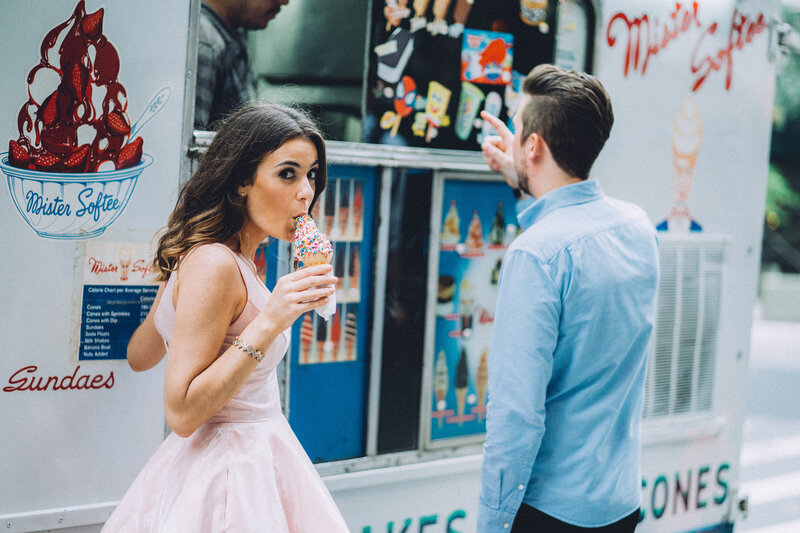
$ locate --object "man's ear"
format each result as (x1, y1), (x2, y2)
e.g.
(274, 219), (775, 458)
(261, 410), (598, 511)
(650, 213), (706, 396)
(526, 133), (543, 165)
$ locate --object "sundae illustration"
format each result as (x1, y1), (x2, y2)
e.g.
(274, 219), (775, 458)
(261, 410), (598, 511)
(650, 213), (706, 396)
(455, 348), (469, 424)
(441, 199), (461, 245)
(489, 202), (505, 245)
(657, 96), (704, 232)
(476, 348), (488, 422)
(300, 313), (314, 363)
(344, 311), (358, 360)
(2, 1), (167, 240)
(465, 210), (484, 251)
(119, 245), (132, 281)
(434, 350), (450, 425)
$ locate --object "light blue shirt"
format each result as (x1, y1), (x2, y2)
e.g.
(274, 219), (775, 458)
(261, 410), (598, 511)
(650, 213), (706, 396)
(478, 180), (659, 531)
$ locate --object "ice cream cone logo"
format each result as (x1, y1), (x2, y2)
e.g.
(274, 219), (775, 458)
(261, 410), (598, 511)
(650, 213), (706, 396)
(441, 199), (461, 244)
(465, 210), (484, 251)
(658, 95), (704, 233)
(476, 348), (488, 423)
(434, 350), (450, 426)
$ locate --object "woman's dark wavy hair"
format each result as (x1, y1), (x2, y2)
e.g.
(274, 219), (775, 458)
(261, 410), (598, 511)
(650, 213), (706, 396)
(153, 102), (327, 281)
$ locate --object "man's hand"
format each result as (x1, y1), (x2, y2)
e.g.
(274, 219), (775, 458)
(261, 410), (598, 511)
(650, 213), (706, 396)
(480, 111), (518, 190)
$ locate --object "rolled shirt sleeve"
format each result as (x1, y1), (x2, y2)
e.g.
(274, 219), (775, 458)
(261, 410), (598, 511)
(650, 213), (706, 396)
(478, 249), (560, 533)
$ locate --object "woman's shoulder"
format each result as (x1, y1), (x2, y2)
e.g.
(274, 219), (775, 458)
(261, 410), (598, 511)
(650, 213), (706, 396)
(177, 243), (243, 287)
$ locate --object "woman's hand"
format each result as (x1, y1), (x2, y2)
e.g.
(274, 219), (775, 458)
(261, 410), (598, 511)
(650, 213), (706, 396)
(258, 263), (337, 333)
(480, 110), (519, 190)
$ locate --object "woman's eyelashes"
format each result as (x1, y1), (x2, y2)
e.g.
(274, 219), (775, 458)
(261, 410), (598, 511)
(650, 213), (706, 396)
(278, 167), (297, 181)
(307, 168), (318, 182)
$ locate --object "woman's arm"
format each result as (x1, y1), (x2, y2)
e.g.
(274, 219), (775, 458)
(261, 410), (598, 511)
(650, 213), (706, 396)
(163, 245), (336, 437)
(127, 282), (167, 372)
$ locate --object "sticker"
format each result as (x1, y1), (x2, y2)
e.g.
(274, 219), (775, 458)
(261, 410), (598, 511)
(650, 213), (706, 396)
(454, 82), (485, 141)
(2, 1), (169, 240)
(380, 76), (419, 137)
(426, 0), (452, 35)
(520, 0), (548, 27)
(477, 91), (503, 144)
(424, 81), (452, 142)
(461, 29), (514, 86)
(384, 0), (411, 32)
(410, 0), (431, 32)
(448, 0), (474, 37)
(376, 27), (415, 84)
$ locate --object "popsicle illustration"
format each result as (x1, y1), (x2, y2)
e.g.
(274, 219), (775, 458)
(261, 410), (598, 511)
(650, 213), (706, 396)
(453, 0), (474, 25)
(345, 311), (358, 360)
(353, 182), (364, 237)
(300, 313), (314, 363)
(465, 210), (484, 251)
(489, 202), (505, 245)
(424, 81), (452, 142)
(434, 350), (449, 427)
(427, 0), (451, 35)
(384, 0), (411, 31)
(455, 348), (469, 424)
(339, 180), (350, 237)
(350, 244), (361, 296)
(441, 199), (461, 244)
(325, 181), (336, 233)
(316, 315), (328, 361)
(476, 348), (489, 423)
(335, 245), (345, 290)
(331, 309), (342, 361)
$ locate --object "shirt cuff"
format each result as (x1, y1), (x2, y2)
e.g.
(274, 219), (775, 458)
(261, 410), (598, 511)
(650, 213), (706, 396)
(477, 500), (518, 533)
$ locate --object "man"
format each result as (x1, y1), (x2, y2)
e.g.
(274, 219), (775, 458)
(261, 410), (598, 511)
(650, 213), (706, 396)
(478, 64), (659, 532)
(194, 0), (289, 130)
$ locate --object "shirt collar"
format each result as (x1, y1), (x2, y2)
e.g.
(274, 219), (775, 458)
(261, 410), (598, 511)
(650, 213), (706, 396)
(516, 179), (605, 229)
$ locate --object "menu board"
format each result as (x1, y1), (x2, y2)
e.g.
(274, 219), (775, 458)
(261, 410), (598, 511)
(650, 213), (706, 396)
(364, 0), (556, 150)
(429, 178), (518, 442)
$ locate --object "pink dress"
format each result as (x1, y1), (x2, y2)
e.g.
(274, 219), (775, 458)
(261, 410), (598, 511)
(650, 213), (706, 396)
(102, 244), (349, 532)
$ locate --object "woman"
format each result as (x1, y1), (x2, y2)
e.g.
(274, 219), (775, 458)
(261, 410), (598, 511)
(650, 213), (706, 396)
(103, 103), (349, 532)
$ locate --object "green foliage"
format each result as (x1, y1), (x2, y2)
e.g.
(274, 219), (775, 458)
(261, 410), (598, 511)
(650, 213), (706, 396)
(766, 164), (800, 228)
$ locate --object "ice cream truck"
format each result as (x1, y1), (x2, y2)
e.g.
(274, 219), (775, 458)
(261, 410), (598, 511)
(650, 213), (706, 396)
(0, 0), (795, 531)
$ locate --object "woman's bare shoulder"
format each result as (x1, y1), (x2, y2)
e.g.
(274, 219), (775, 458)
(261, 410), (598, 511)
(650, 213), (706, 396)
(175, 243), (244, 297)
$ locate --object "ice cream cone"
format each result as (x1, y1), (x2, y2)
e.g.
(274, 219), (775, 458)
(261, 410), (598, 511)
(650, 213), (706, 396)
(434, 350), (449, 428)
(455, 388), (467, 424)
(455, 348), (469, 424)
(293, 214), (333, 268)
(476, 348), (488, 423)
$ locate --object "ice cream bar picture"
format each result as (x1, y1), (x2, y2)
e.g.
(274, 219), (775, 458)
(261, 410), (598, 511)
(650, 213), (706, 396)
(344, 311), (357, 360)
(339, 179), (350, 238)
(335, 245), (345, 290)
(300, 313), (314, 364)
(349, 244), (361, 299)
(353, 182), (364, 238)
(316, 315), (328, 362)
(325, 181), (336, 233)
(331, 309), (342, 361)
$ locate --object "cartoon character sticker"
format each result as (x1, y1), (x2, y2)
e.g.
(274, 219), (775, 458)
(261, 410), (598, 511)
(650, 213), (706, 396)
(1, 1), (168, 240)
(461, 29), (514, 86)
(380, 75), (420, 137)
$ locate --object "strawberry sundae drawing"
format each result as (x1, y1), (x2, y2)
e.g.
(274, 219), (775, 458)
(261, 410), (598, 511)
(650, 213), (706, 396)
(1, 1), (168, 239)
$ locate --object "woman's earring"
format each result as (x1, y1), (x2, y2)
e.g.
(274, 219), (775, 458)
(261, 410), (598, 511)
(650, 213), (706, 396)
(240, 192), (246, 197)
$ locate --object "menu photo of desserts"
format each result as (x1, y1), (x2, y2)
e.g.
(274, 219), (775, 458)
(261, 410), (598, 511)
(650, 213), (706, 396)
(297, 305), (359, 365)
(1, 1), (170, 240)
(429, 178), (519, 442)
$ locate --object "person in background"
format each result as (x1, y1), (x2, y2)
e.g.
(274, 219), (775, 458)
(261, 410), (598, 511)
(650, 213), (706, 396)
(102, 103), (348, 532)
(477, 64), (659, 532)
(194, 0), (290, 130)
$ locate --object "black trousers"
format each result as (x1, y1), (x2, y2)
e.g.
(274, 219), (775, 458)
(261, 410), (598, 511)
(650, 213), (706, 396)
(512, 503), (639, 533)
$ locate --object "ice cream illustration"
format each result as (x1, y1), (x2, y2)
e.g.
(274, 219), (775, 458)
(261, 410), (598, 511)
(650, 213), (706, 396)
(325, 183), (336, 233)
(345, 311), (358, 360)
(424, 82), (452, 142)
(434, 350), (450, 426)
(657, 96), (704, 233)
(339, 181), (350, 237)
(2, 1), (166, 240)
(476, 348), (488, 422)
(300, 312), (314, 363)
(353, 182), (364, 237)
(384, 0), (411, 31)
(465, 210), (484, 251)
(331, 310), (342, 361)
(335, 246), (345, 290)
(460, 279), (475, 335)
(490, 258), (502, 285)
(489, 202), (505, 245)
(454, 82), (485, 141)
(450, 0), (475, 37)
(441, 199), (461, 245)
(316, 316), (328, 360)
(455, 348), (469, 424)
(520, 0), (549, 27)
(427, 0), (452, 35)
(411, 0), (431, 31)
(350, 244), (361, 298)
(119, 245), (132, 281)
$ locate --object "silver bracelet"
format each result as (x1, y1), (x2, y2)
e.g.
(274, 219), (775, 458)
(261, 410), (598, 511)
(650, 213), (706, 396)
(232, 336), (264, 363)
